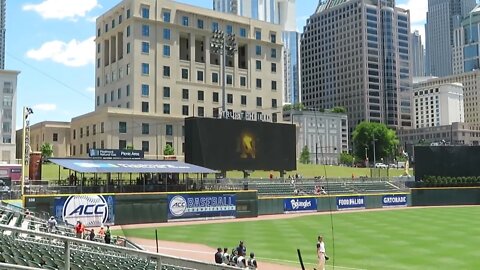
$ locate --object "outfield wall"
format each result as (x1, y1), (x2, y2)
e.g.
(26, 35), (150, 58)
(411, 187), (480, 206)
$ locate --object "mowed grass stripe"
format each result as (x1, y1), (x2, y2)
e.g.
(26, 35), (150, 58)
(116, 207), (480, 270)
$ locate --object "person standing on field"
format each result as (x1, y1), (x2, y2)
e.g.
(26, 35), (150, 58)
(317, 235), (326, 270)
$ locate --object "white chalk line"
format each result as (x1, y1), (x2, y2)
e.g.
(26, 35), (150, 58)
(139, 244), (367, 270)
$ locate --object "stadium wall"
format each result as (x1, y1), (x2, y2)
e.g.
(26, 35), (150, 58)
(411, 187), (480, 206)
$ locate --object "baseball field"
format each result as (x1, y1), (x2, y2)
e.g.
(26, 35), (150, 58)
(115, 206), (480, 270)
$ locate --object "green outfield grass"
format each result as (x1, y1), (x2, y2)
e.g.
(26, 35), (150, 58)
(40, 162), (412, 180)
(114, 206), (480, 270)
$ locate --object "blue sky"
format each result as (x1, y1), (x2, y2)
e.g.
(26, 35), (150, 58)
(8, 0), (423, 129)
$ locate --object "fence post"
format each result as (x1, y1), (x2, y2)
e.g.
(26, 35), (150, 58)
(64, 239), (70, 270)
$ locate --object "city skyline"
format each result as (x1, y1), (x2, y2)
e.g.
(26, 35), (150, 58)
(6, 0), (420, 129)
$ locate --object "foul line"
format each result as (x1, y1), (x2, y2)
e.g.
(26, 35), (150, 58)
(138, 244), (367, 270)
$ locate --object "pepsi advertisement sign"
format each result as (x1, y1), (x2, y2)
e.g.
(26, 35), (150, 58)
(283, 198), (317, 213)
(168, 194), (236, 220)
(54, 195), (115, 226)
(336, 196), (365, 210)
(382, 195), (408, 208)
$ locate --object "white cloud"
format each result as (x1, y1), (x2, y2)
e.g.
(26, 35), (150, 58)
(33, 104), (57, 112)
(26, 37), (95, 67)
(398, 0), (428, 40)
(22, 0), (100, 20)
(86, 87), (95, 93)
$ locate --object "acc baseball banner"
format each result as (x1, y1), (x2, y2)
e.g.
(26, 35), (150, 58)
(382, 195), (408, 208)
(283, 197), (317, 213)
(168, 194), (236, 220)
(336, 196), (365, 210)
(54, 195), (115, 227)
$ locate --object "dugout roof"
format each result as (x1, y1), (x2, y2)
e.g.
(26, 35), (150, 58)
(48, 158), (216, 174)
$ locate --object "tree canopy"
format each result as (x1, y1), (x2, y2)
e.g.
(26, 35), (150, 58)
(352, 121), (399, 162)
(164, 144), (175, 155)
(40, 143), (53, 160)
(330, 106), (347, 113)
(299, 145), (310, 164)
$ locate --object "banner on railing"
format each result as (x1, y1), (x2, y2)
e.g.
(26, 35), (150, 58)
(167, 194), (236, 220)
(336, 196), (365, 210)
(54, 194), (115, 227)
(283, 197), (317, 213)
(382, 194), (407, 208)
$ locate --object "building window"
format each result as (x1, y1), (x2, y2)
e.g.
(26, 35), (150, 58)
(197, 90), (204, 101)
(271, 63), (276, 73)
(93, 124), (96, 135)
(53, 133), (58, 142)
(104, 93), (107, 103)
(142, 63), (149, 75)
(226, 74), (233, 85)
(182, 16), (189, 26)
(119, 122), (127, 133)
(163, 11), (170, 22)
(270, 33), (276, 43)
(119, 140), (127, 149)
(105, 23), (108, 33)
(163, 66), (170, 77)
(163, 45), (170, 56)
(166, 124), (173, 136)
(255, 29), (261, 40)
(256, 45), (261, 56)
(256, 60), (261, 70)
(227, 94), (233, 104)
(197, 19), (204, 29)
(241, 95), (247, 105)
(127, 9), (131, 19)
(80, 144), (83, 155)
(272, 113), (277, 123)
(101, 140), (104, 148)
(197, 70), (204, 81)
(142, 141), (149, 152)
(198, 106), (204, 117)
(141, 42), (149, 53)
(271, 48), (277, 58)
(213, 92), (219, 102)
(126, 84), (130, 96)
(111, 91), (114, 101)
(240, 28), (246, 37)
(119, 14), (122, 24)
(163, 28), (170, 40)
(256, 79), (262, 89)
(182, 89), (189, 100)
(101, 122), (104, 133)
(256, 97), (262, 107)
(142, 24), (150, 36)
(181, 68), (188, 79)
(142, 102), (149, 112)
(272, 99), (277, 108)
(126, 42), (131, 54)
(142, 84), (150, 97)
(141, 6), (149, 19)
(226, 25), (233, 34)
(182, 105), (189, 116)
(272, 80), (277, 90)
(212, 72), (219, 83)
(86, 143), (90, 153)
(163, 87), (170, 98)
(126, 102), (130, 108)
(163, 104), (170, 114)
(96, 96), (100, 106)
(240, 76), (246, 86)
(117, 88), (121, 99)
(212, 22), (219, 31)
(142, 123), (150, 135)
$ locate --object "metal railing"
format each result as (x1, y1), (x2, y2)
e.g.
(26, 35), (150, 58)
(0, 224), (240, 270)
(0, 263), (42, 270)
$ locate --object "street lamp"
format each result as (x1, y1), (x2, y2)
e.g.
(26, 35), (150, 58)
(210, 30), (237, 117)
(21, 106), (34, 197)
(372, 134), (378, 166)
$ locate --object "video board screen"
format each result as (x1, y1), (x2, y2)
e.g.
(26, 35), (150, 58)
(185, 117), (296, 171)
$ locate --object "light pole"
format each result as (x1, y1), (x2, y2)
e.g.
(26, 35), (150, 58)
(372, 134), (378, 166)
(21, 106), (33, 197)
(210, 30), (237, 117)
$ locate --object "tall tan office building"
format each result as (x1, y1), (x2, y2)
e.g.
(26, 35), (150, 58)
(70, 0), (284, 159)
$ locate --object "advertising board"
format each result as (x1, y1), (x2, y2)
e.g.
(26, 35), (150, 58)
(168, 194), (236, 220)
(283, 197), (317, 213)
(54, 194), (115, 226)
(382, 194), (408, 208)
(336, 196), (365, 210)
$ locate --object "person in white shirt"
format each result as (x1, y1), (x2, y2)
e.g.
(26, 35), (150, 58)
(47, 216), (57, 233)
(317, 235), (326, 270)
(237, 255), (246, 268)
(222, 248), (230, 265)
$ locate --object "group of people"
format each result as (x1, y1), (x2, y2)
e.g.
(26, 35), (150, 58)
(74, 221), (112, 243)
(214, 241), (257, 269)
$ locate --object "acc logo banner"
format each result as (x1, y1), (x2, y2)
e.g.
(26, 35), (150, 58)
(169, 195), (187, 217)
(62, 195), (111, 227)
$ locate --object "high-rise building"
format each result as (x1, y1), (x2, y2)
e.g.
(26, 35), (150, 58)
(411, 30), (425, 77)
(301, 0), (412, 134)
(0, 70), (19, 163)
(213, 0), (301, 104)
(0, 0), (5, 69)
(68, 0), (284, 158)
(425, 0), (476, 76)
(452, 5), (480, 74)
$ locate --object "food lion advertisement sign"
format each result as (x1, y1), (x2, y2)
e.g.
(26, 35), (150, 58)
(54, 195), (115, 227)
(283, 197), (317, 213)
(382, 194), (408, 208)
(168, 194), (236, 220)
(336, 196), (365, 210)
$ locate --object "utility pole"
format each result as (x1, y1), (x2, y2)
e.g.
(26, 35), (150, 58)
(373, 134), (377, 166)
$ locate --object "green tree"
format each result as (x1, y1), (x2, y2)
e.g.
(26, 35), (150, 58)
(164, 144), (175, 155)
(339, 152), (354, 165)
(352, 122), (399, 162)
(299, 145), (310, 164)
(40, 143), (54, 160)
(330, 106), (347, 113)
(125, 145), (134, 150)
